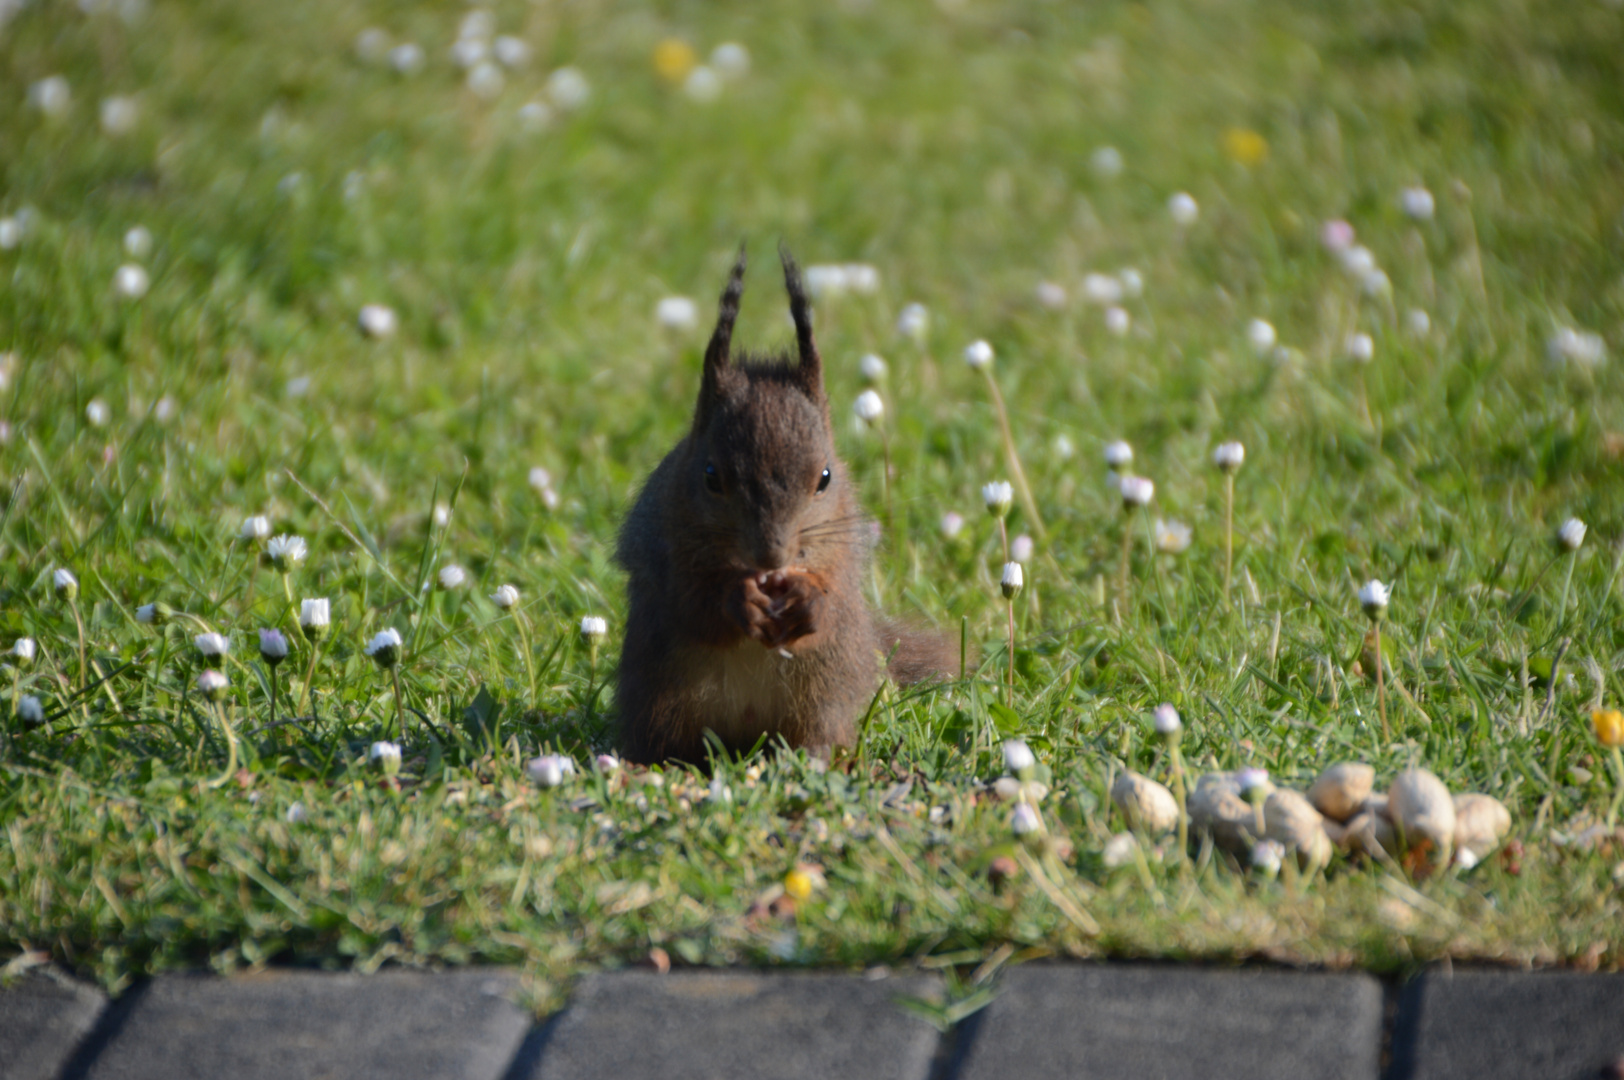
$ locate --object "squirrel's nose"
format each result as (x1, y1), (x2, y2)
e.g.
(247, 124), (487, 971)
(753, 533), (793, 571)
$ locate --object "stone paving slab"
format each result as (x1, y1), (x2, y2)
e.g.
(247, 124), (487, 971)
(1388, 969), (1624, 1079)
(953, 964), (1383, 1080)
(513, 970), (943, 1080)
(0, 969), (108, 1080)
(74, 967), (530, 1080)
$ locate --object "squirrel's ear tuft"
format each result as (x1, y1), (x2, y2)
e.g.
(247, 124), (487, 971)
(697, 245), (747, 423)
(780, 244), (824, 398)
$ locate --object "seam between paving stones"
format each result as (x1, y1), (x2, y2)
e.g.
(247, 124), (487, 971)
(52, 979), (148, 1080)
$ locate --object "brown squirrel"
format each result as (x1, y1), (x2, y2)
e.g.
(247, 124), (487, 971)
(615, 246), (957, 765)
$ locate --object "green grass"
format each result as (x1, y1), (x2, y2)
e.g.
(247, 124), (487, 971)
(3, 0), (1624, 1005)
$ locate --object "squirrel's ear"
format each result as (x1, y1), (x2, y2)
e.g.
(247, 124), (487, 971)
(697, 245), (746, 420)
(780, 245), (824, 399)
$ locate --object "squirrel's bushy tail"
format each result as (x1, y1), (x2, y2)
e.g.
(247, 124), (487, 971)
(878, 618), (962, 685)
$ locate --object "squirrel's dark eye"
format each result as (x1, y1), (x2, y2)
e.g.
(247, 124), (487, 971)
(704, 461), (722, 495)
(817, 467), (832, 493)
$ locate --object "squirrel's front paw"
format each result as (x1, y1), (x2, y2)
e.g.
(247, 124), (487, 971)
(730, 576), (780, 645)
(758, 570), (823, 648)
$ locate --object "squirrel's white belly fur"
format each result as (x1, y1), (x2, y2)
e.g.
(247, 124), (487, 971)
(690, 640), (797, 741)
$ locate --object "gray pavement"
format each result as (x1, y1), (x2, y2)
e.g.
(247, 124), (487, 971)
(4, 962), (1621, 1080)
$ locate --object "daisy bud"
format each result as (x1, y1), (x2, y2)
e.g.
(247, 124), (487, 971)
(53, 568), (79, 600)
(389, 43), (425, 75)
(1036, 281), (1067, 309)
(1153, 518), (1192, 554)
(1251, 839), (1285, 877)
(1320, 219), (1355, 253)
(1091, 146), (1124, 178)
(1406, 309), (1431, 337)
(364, 627), (402, 668)
(1558, 518), (1586, 553)
(1247, 319), (1277, 354)
(982, 481), (1014, 518)
(1340, 246), (1377, 277)
(1358, 579), (1390, 620)
(528, 466), (553, 493)
(1003, 738), (1036, 773)
(113, 264), (149, 299)
(29, 75), (71, 118)
(265, 534), (307, 572)
(896, 303), (929, 344)
(527, 753), (576, 788)
(123, 226), (153, 259)
(13, 638), (36, 663)
(656, 296), (698, 332)
(1011, 801), (1042, 837)
(241, 515), (271, 542)
(1102, 831), (1139, 868)
(1010, 534), (1034, 563)
(1400, 186), (1435, 221)
(1345, 332), (1375, 363)
(195, 632), (229, 659)
(1119, 475), (1155, 509)
(1118, 268), (1144, 298)
(1103, 306), (1131, 336)
(299, 598), (331, 641)
(1054, 435), (1075, 460)
(494, 35), (531, 69)
(1152, 703), (1182, 738)
(963, 340), (994, 370)
(940, 511), (965, 539)
(683, 66), (722, 104)
(580, 616), (608, 644)
(196, 669), (229, 702)
(1361, 270), (1391, 297)
(437, 564), (467, 590)
(1000, 561), (1024, 599)
(853, 389), (884, 425)
(859, 353), (887, 383)
(85, 400), (110, 427)
(1167, 192), (1199, 227)
(369, 740), (402, 777)
(517, 101), (553, 130)
(355, 27), (390, 62)
(258, 628), (289, 666)
(711, 42), (750, 79)
(547, 67), (591, 110)
(1082, 273), (1123, 305)
(1212, 441), (1245, 473)
(135, 602), (173, 625)
(1103, 440), (1133, 469)
(286, 801), (308, 824)
(1237, 767), (1271, 803)
(595, 753), (621, 772)
(18, 695), (44, 726)
(491, 584), (520, 610)
(357, 304), (398, 339)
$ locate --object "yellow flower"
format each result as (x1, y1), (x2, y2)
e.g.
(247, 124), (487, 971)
(653, 38), (697, 84)
(1223, 127), (1268, 166)
(1593, 708), (1624, 748)
(783, 868), (813, 901)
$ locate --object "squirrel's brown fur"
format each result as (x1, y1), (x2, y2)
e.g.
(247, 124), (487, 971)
(615, 246), (956, 765)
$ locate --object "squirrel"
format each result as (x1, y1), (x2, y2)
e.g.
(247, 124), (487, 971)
(615, 246), (958, 765)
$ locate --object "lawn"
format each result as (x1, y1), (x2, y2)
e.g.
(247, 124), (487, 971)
(3, 0), (1624, 1007)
